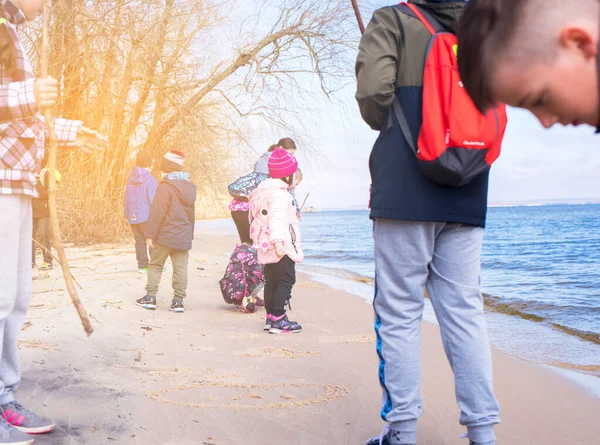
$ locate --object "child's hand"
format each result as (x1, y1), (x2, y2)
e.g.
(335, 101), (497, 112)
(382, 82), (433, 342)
(73, 127), (108, 154)
(275, 243), (285, 257)
(146, 238), (154, 249)
(34, 76), (58, 110)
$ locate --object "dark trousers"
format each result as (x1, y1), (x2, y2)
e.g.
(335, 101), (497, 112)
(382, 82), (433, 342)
(131, 222), (152, 269)
(264, 256), (296, 317)
(32, 217), (52, 264)
(231, 210), (252, 244)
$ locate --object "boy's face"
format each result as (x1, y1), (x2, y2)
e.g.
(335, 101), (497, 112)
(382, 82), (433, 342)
(14, 0), (48, 21)
(490, 25), (598, 129)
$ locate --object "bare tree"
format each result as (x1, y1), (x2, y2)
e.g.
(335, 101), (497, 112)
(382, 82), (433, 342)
(22, 0), (356, 243)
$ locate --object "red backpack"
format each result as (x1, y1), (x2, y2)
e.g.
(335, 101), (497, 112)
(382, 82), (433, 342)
(393, 2), (508, 187)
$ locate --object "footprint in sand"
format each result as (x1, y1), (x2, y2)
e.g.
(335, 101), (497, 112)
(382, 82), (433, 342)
(227, 333), (260, 340)
(243, 348), (321, 358)
(295, 281), (326, 290)
(318, 335), (374, 344)
(18, 340), (60, 351)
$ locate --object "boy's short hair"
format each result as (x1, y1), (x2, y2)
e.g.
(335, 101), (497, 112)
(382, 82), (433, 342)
(135, 150), (153, 168)
(458, 0), (598, 111)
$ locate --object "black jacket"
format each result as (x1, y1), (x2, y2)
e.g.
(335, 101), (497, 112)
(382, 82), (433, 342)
(356, 1), (490, 227)
(32, 182), (50, 219)
(145, 176), (197, 251)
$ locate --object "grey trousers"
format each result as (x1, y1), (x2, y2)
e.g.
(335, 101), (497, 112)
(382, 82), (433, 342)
(0, 195), (33, 404)
(373, 219), (500, 444)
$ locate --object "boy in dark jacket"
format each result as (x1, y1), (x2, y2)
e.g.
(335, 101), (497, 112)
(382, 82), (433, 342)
(356, 2), (500, 445)
(124, 150), (158, 273)
(32, 168), (60, 271)
(136, 150), (196, 313)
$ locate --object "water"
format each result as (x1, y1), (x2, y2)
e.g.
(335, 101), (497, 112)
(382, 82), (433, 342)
(299, 205), (600, 386)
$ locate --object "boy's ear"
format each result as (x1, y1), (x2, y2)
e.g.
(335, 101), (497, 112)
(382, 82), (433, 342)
(559, 26), (597, 59)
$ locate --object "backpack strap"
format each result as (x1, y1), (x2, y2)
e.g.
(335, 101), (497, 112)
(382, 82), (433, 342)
(387, 3), (449, 153)
(397, 2), (446, 35)
(390, 98), (418, 156)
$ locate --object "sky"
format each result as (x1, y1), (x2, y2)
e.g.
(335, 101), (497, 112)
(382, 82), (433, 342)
(236, 1), (600, 210)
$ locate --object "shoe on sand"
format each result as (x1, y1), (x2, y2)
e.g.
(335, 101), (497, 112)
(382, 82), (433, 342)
(1, 401), (55, 435)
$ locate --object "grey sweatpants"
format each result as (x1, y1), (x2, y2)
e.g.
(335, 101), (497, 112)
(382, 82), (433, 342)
(0, 195), (33, 405)
(373, 219), (500, 444)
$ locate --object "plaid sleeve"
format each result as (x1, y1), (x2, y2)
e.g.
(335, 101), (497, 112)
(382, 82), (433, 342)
(40, 117), (83, 147)
(0, 79), (39, 123)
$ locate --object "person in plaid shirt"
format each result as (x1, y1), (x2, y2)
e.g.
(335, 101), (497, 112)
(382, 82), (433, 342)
(0, 1), (107, 443)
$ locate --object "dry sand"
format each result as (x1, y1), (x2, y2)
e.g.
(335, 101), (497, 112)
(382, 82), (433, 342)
(20, 230), (598, 444)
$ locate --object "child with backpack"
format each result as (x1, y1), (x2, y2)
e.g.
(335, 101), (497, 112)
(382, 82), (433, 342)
(356, 1), (506, 444)
(0, 1), (107, 443)
(458, 0), (599, 131)
(249, 147), (303, 334)
(32, 166), (61, 271)
(124, 150), (158, 273)
(136, 150), (196, 313)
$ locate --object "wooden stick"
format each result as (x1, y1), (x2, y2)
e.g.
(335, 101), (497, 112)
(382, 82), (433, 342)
(351, 0), (366, 35)
(42, 1), (93, 336)
(300, 192), (310, 212)
(32, 239), (83, 290)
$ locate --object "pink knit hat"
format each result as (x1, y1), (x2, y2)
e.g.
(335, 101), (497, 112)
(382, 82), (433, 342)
(268, 147), (298, 179)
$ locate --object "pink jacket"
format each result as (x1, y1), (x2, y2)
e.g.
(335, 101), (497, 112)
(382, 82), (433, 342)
(249, 178), (303, 265)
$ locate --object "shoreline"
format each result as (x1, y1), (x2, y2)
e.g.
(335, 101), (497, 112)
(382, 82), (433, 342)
(197, 218), (600, 395)
(302, 266), (600, 399)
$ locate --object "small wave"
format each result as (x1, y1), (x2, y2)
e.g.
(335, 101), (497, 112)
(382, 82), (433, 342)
(550, 323), (600, 346)
(483, 294), (600, 345)
(548, 362), (600, 376)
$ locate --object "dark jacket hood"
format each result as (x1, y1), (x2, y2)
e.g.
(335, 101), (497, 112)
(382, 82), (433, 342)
(411, 0), (466, 33)
(164, 178), (197, 208)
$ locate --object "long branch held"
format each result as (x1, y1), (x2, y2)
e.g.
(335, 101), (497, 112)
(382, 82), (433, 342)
(42, 0), (93, 336)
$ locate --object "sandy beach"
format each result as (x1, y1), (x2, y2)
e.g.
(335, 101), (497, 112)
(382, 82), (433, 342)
(20, 226), (598, 445)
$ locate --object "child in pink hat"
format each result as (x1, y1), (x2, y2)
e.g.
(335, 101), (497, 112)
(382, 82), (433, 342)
(249, 148), (303, 334)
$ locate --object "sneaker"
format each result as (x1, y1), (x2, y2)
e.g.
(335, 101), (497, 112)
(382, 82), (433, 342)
(135, 295), (156, 310)
(0, 417), (32, 444)
(269, 314), (302, 334)
(1, 401), (55, 435)
(137, 268), (148, 274)
(365, 437), (391, 445)
(264, 314), (272, 331)
(170, 299), (184, 313)
(365, 426), (416, 445)
(39, 262), (53, 271)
